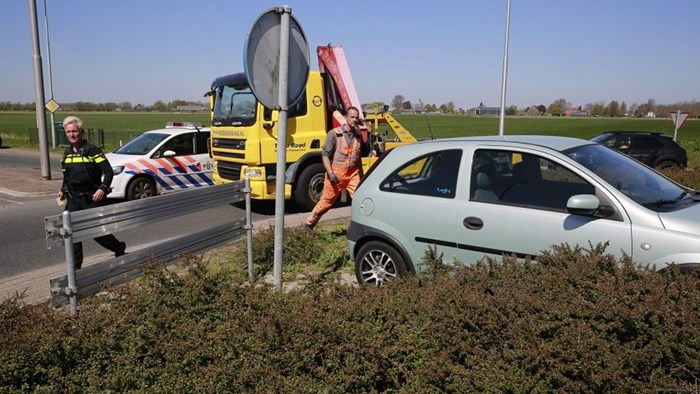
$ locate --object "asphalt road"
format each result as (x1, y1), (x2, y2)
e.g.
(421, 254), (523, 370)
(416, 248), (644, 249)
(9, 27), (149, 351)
(0, 149), (279, 279)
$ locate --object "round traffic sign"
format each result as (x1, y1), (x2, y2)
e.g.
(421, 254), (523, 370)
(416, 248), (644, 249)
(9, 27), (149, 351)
(244, 7), (310, 109)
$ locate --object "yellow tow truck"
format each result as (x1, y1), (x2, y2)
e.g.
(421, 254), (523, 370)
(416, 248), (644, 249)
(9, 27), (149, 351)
(206, 45), (418, 211)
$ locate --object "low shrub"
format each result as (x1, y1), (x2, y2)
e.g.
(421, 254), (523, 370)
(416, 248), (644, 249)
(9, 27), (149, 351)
(2, 242), (699, 392)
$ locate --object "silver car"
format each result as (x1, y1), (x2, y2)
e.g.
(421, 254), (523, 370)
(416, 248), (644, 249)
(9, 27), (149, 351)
(347, 135), (700, 286)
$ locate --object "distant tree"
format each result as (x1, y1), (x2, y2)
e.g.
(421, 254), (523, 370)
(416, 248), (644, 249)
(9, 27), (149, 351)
(620, 101), (627, 117)
(608, 100), (620, 117)
(119, 101), (133, 111)
(152, 100), (167, 112)
(506, 105), (518, 115)
(647, 98), (656, 114)
(391, 95), (405, 110)
(536, 104), (546, 114)
(402, 101), (413, 111)
(548, 98), (569, 116)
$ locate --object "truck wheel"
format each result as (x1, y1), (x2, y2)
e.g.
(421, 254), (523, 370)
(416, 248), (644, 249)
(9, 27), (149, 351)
(126, 177), (156, 200)
(294, 163), (325, 211)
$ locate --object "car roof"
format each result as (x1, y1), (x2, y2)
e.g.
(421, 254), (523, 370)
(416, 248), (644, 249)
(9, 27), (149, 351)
(601, 131), (665, 136)
(412, 134), (594, 153)
(142, 127), (211, 136)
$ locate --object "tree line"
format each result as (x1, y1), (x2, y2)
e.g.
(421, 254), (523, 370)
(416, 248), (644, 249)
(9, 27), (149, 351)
(0, 100), (207, 112)
(382, 95), (700, 118)
(3, 96), (699, 118)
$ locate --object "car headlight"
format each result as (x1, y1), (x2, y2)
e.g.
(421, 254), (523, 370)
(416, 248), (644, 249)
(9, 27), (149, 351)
(113, 165), (125, 175)
(244, 168), (262, 178)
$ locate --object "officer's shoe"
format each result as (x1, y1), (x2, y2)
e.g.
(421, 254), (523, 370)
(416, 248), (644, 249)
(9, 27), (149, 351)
(115, 241), (127, 257)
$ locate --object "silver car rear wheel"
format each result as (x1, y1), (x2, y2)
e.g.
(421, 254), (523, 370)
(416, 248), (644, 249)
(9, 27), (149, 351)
(355, 241), (407, 286)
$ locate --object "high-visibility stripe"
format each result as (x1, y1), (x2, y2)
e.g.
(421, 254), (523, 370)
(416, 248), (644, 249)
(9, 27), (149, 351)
(137, 158), (159, 174)
(120, 155), (212, 192)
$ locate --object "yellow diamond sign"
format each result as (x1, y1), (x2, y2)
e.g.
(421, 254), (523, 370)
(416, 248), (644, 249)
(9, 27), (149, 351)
(45, 99), (60, 113)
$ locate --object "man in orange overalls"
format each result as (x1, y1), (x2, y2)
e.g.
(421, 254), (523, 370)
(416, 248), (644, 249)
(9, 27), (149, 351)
(303, 106), (367, 229)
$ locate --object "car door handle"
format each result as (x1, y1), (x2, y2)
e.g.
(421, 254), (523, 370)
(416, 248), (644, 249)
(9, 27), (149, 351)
(463, 216), (484, 230)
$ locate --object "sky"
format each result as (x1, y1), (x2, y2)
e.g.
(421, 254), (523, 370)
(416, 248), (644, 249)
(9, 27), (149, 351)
(1, 0), (699, 110)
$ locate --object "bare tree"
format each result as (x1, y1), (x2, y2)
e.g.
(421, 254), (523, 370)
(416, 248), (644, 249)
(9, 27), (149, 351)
(391, 95), (405, 111)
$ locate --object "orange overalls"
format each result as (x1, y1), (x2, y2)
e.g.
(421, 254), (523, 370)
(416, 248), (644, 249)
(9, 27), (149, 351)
(304, 128), (362, 228)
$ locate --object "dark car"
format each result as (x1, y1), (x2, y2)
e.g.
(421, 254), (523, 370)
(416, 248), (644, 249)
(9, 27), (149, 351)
(591, 131), (687, 169)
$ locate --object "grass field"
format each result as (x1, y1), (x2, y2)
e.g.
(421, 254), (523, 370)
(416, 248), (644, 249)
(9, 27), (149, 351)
(2, 111), (699, 165)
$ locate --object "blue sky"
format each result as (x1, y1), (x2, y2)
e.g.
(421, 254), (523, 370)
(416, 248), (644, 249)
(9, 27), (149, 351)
(2, 1), (699, 109)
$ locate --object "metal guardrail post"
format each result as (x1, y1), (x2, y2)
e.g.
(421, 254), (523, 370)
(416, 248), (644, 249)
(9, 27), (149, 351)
(245, 177), (253, 281)
(61, 210), (78, 316)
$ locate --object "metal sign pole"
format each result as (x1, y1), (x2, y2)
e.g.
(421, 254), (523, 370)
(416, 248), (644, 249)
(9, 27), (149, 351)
(61, 210), (78, 316)
(674, 110), (680, 142)
(245, 177), (254, 281)
(273, 7), (291, 290)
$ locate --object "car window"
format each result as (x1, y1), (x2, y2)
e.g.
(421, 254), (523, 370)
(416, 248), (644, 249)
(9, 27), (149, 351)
(159, 133), (195, 157)
(379, 149), (462, 198)
(471, 149), (595, 212)
(195, 132), (210, 155)
(631, 136), (661, 150)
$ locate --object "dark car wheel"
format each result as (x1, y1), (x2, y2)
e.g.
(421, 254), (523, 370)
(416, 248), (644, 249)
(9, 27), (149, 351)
(656, 160), (678, 170)
(355, 241), (407, 286)
(126, 177), (156, 200)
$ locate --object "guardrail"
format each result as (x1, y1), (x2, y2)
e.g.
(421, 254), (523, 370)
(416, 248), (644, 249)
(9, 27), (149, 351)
(45, 180), (252, 314)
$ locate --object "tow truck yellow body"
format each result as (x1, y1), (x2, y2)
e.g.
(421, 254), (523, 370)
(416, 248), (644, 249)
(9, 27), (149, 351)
(207, 45), (417, 211)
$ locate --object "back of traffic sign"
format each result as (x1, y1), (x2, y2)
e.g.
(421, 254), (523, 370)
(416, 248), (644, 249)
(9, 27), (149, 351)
(244, 7), (310, 109)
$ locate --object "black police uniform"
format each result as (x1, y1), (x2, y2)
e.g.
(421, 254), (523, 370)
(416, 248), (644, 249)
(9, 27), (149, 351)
(61, 140), (125, 269)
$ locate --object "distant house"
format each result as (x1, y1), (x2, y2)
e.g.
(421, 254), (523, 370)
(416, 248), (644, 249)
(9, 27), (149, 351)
(472, 104), (501, 116)
(646, 111), (656, 118)
(564, 108), (589, 117)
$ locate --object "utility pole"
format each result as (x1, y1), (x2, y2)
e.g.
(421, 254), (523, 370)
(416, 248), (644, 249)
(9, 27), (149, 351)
(498, 0), (512, 136)
(43, 0), (57, 149)
(28, 0), (51, 179)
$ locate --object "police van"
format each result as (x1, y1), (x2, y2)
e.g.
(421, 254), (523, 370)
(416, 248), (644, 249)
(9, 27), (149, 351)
(106, 122), (213, 200)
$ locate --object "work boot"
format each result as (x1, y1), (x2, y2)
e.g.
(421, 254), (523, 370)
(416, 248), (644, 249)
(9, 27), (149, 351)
(115, 241), (127, 257)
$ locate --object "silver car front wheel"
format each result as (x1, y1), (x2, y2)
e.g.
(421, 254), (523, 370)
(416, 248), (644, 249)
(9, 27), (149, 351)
(355, 241), (407, 286)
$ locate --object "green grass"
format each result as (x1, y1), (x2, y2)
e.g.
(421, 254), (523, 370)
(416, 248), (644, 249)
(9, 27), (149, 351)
(0, 111), (209, 152)
(2, 111), (699, 165)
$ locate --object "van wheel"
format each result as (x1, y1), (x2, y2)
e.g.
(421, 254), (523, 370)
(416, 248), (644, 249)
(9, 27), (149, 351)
(294, 163), (325, 211)
(355, 241), (407, 286)
(127, 177), (156, 200)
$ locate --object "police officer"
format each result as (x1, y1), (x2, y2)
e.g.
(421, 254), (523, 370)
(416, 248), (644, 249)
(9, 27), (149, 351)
(57, 116), (126, 269)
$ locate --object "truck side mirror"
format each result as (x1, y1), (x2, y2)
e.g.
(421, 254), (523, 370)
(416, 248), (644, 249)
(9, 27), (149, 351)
(263, 110), (279, 130)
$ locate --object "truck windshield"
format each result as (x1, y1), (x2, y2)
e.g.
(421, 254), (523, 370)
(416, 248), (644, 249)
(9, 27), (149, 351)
(212, 85), (257, 127)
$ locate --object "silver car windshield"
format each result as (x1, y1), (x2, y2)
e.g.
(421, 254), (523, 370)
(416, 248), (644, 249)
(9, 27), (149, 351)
(114, 133), (169, 155)
(564, 144), (688, 207)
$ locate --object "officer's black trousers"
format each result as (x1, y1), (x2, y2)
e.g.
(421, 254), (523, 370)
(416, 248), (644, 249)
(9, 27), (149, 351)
(65, 196), (123, 269)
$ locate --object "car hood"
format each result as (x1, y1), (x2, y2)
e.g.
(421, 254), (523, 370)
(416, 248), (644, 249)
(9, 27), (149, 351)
(106, 152), (145, 167)
(658, 203), (700, 234)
